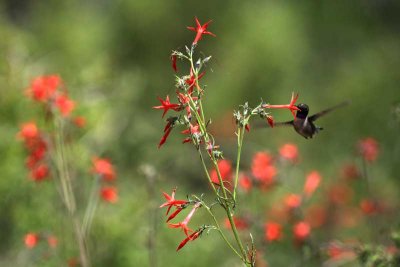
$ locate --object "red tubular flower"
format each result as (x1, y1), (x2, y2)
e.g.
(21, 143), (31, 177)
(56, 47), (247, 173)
(100, 186), (118, 203)
(181, 123), (200, 143)
(158, 120), (175, 148)
(160, 188), (188, 216)
(357, 137), (379, 162)
(153, 96), (181, 118)
(262, 93), (300, 118)
(24, 232), (39, 249)
(304, 170), (321, 198)
(245, 123), (250, 132)
(264, 222), (282, 242)
(176, 228), (203, 251)
(171, 54), (178, 72)
(187, 17), (216, 45)
(266, 115), (274, 128)
(167, 206), (185, 223)
(177, 92), (197, 119)
(168, 202), (201, 237)
(92, 157), (116, 181)
(251, 152), (277, 186)
(27, 75), (61, 102)
(279, 143), (299, 163)
(293, 221), (311, 241)
(55, 94), (75, 117)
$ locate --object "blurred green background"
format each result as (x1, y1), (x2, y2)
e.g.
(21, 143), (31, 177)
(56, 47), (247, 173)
(1, 0), (400, 266)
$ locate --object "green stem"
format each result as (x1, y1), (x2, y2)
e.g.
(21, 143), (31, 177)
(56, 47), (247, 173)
(54, 117), (90, 267)
(198, 149), (218, 195)
(202, 202), (244, 261)
(82, 175), (101, 237)
(233, 125), (246, 200)
(187, 49), (250, 266)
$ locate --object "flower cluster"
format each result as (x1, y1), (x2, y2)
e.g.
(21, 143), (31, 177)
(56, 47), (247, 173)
(24, 232), (58, 249)
(26, 75), (76, 118)
(18, 122), (49, 181)
(92, 158), (118, 203)
(19, 75), (119, 267)
(159, 188), (205, 251)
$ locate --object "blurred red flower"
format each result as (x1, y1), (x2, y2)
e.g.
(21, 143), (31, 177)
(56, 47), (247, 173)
(360, 199), (379, 215)
(251, 152), (277, 186)
(55, 94), (75, 117)
(357, 137), (379, 162)
(304, 171), (321, 198)
(279, 143), (299, 163)
(293, 221), (310, 241)
(305, 204), (327, 228)
(92, 158), (116, 181)
(341, 163), (359, 180)
(24, 232), (39, 249)
(239, 173), (252, 192)
(284, 194), (302, 210)
(30, 164), (49, 182)
(329, 184), (353, 205)
(224, 217), (248, 230)
(47, 235), (58, 248)
(27, 75), (61, 102)
(210, 159), (232, 185)
(18, 122), (39, 140)
(73, 116), (86, 128)
(100, 186), (118, 203)
(264, 222), (282, 242)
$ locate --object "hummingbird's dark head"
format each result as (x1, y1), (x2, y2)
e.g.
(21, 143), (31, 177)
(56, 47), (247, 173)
(296, 103), (309, 118)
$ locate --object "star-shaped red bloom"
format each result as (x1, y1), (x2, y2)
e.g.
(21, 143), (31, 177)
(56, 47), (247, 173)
(159, 188), (188, 216)
(168, 202), (200, 237)
(187, 17), (216, 45)
(153, 95), (181, 118)
(288, 92), (300, 117)
(185, 69), (205, 94)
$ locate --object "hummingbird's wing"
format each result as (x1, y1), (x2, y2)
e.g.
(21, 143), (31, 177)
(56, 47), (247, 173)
(309, 101), (350, 122)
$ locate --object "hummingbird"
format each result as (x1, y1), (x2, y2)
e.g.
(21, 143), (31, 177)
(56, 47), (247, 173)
(267, 101), (350, 139)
